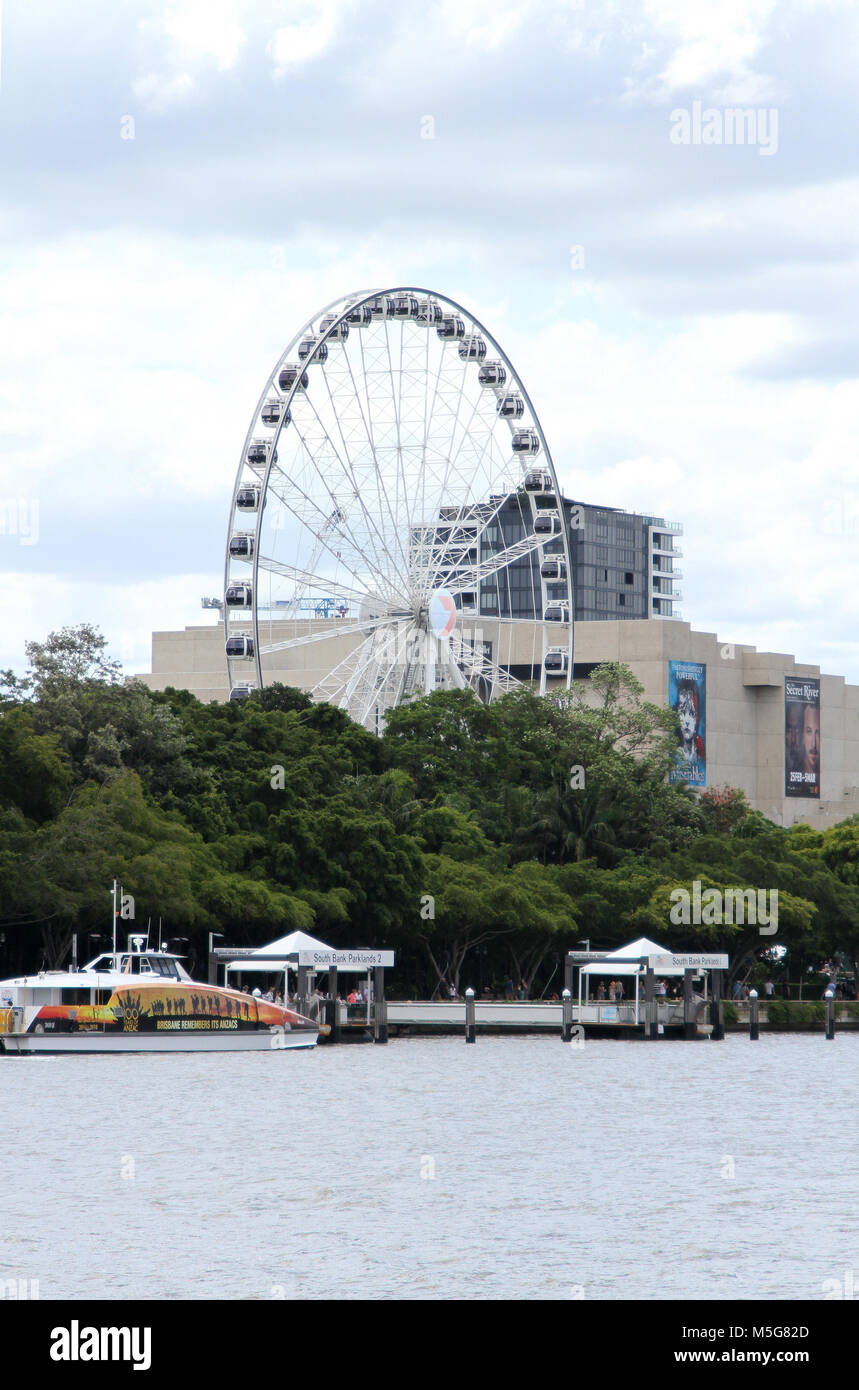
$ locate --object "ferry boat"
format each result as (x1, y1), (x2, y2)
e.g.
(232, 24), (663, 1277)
(0, 935), (318, 1055)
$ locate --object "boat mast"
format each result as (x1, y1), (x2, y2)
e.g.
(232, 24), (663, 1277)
(111, 879), (118, 957)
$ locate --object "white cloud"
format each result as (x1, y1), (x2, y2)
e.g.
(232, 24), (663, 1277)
(132, 69), (196, 111)
(435, 0), (525, 48)
(268, 0), (346, 75)
(140, 0), (249, 72)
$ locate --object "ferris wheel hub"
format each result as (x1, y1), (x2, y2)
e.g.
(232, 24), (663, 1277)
(428, 589), (457, 639)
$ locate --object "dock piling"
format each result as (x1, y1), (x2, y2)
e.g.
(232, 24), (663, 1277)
(297, 964), (310, 1021)
(711, 970), (725, 1040)
(328, 966), (341, 1043)
(562, 988), (573, 1042)
(373, 965), (388, 1044)
(644, 967), (658, 1040)
(749, 989), (759, 1041)
(465, 987), (476, 1043)
(683, 968), (696, 1041)
(825, 988), (835, 1040)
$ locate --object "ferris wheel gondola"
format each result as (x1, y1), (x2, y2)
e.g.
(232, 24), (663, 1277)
(223, 287), (573, 729)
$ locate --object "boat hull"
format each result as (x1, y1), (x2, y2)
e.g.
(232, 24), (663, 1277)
(1, 1028), (317, 1055)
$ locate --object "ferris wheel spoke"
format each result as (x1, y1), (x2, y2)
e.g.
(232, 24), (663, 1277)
(318, 344), (411, 586)
(416, 346), (477, 583)
(353, 633), (408, 729)
(296, 394), (410, 597)
(339, 335), (411, 582)
(420, 393), (514, 595)
(260, 468), (407, 608)
(448, 633), (522, 695)
(421, 526), (547, 597)
(382, 317), (415, 577)
(257, 555), (387, 612)
(310, 628), (390, 705)
(352, 326), (414, 593)
(258, 613), (406, 658)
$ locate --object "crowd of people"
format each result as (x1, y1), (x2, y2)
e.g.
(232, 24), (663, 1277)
(595, 979), (627, 1002)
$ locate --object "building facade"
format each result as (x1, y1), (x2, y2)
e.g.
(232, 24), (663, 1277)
(431, 495), (683, 625)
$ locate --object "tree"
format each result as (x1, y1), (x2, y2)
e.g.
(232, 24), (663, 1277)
(416, 855), (577, 994)
(25, 623), (122, 693)
(698, 786), (750, 835)
(514, 777), (621, 865)
(0, 707), (72, 822)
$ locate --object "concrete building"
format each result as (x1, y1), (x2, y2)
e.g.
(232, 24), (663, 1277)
(137, 615), (859, 830)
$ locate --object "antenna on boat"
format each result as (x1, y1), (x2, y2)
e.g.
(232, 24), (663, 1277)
(157, 917), (163, 951)
(109, 878), (118, 956)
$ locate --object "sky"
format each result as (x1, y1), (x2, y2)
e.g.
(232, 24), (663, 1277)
(1, 0), (858, 682)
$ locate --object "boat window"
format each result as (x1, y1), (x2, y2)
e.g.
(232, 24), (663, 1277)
(149, 956), (176, 978)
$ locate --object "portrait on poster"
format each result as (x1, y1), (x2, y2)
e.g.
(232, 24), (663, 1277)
(668, 661), (706, 786)
(785, 677), (820, 798)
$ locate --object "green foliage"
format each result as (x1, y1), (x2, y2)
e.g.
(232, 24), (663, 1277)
(765, 1000), (827, 1024)
(3, 627), (859, 998)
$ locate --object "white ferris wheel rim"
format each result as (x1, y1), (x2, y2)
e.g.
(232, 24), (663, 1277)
(224, 286), (574, 728)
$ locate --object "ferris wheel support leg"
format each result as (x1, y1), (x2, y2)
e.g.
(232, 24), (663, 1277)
(442, 640), (467, 690)
(424, 633), (438, 696)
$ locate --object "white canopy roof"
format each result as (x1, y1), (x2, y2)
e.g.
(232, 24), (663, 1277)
(581, 937), (689, 976)
(225, 930), (333, 975)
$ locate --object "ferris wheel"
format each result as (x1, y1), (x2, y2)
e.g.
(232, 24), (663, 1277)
(223, 287), (573, 730)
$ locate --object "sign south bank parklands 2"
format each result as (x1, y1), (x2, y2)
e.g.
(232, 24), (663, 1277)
(298, 950), (395, 969)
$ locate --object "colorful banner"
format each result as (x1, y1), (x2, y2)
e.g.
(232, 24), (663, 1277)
(785, 677), (820, 798)
(668, 660), (706, 786)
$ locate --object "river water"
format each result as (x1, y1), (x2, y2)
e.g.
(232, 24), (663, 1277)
(2, 1033), (857, 1301)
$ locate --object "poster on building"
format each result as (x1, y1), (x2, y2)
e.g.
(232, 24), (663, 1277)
(785, 677), (820, 798)
(668, 661), (706, 785)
